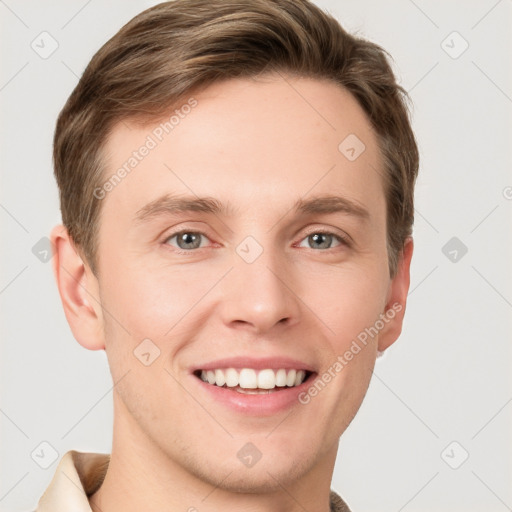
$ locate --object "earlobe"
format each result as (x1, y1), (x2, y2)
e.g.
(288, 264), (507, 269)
(377, 237), (414, 353)
(50, 224), (105, 351)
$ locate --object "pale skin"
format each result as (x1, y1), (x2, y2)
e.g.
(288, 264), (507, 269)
(51, 74), (413, 512)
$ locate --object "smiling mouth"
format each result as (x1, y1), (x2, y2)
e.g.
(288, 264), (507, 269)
(193, 367), (314, 394)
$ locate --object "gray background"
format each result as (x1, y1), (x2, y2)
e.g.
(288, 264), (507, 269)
(1, 1), (511, 511)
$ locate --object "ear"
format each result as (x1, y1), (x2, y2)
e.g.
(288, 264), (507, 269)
(50, 224), (105, 350)
(377, 237), (414, 352)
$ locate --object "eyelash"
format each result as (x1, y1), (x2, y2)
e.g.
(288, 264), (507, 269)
(162, 228), (350, 255)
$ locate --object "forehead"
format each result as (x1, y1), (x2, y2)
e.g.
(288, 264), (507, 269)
(100, 74), (385, 222)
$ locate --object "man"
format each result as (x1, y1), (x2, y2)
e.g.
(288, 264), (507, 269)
(39, 0), (418, 510)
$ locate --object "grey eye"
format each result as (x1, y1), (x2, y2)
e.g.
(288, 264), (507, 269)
(299, 232), (340, 250)
(167, 232), (205, 250)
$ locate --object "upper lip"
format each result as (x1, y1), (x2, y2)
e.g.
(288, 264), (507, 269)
(191, 356), (316, 373)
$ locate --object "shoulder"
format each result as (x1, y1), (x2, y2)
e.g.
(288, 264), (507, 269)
(330, 489), (352, 512)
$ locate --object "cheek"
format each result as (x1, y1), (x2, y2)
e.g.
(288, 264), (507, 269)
(296, 264), (387, 432)
(100, 260), (213, 340)
(299, 261), (389, 349)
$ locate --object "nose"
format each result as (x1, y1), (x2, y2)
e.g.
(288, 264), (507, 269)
(218, 249), (301, 334)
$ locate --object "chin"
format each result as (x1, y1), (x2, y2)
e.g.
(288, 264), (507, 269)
(187, 448), (316, 495)
(218, 473), (287, 494)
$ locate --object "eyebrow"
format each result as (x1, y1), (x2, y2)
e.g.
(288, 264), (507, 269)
(134, 193), (370, 224)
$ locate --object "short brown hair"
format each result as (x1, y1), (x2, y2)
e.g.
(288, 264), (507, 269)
(53, 0), (419, 277)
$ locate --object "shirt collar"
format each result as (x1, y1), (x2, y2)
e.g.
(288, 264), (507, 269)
(36, 450), (109, 512)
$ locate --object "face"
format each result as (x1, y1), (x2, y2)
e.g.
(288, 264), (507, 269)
(78, 74), (410, 491)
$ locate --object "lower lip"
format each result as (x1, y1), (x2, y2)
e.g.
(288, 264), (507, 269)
(191, 374), (315, 416)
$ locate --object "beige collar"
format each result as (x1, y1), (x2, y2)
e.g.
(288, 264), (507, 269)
(36, 450), (109, 511)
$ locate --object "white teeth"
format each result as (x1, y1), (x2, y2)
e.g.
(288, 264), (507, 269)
(199, 368), (308, 389)
(225, 368), (238, 387)
(239, 369), (257, 389)
(286, 369), (296, 387)
(214, 369), (225, 387)
(275, 369), (287, 387)
(257, 369), (276, 389)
